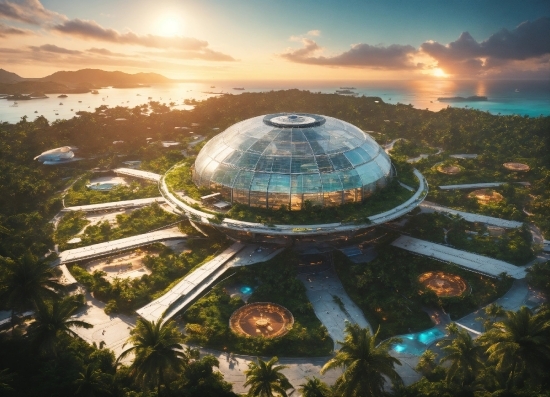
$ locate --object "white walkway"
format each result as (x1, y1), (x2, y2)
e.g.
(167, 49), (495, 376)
(137, 243), (245, 322)
(420, 201), (523, 229)
(439, 182), (529, 190)
(58, 228), (186, 264)
(63, 197), (165, 212)
(113, 168), (161, 182)
(391, 236), (527, 279)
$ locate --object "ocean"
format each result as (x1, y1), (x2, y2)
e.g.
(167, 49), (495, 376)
(1, 79), (548, 124)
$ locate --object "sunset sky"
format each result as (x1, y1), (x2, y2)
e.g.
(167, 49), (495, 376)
(1, 0), (549, 80)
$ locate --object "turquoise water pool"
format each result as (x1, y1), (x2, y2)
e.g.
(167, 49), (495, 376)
(392, 327), (446, 356)
(240, 286), (253, 294)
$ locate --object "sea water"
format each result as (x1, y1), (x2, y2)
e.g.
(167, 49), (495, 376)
(1, 79), (548, 124)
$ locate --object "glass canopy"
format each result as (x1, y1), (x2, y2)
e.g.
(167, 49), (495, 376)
(193, 113), (392, 210)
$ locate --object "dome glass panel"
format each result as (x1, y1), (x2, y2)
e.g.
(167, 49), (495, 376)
(192, 113), (392, 209)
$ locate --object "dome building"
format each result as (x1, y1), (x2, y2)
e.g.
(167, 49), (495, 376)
(192, 113), (393, 210)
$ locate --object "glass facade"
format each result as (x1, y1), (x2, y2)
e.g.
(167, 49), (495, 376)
(193, 113), (392, 210)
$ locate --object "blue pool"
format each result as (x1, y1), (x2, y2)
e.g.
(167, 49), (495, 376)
(392, 327), (446, 356)
(240, 286), (253, 294)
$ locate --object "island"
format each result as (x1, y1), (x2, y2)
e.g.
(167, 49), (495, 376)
(437, 95), (488, 102)
(336, 89), (357, 95)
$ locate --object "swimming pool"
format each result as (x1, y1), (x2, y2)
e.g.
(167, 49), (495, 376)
(392, 327), (446, 356)
(240, 286), (253, 295)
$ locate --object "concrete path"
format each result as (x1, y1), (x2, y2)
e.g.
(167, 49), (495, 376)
(439, 182), (530, 190)
(113, 168), (161, 182)
(63, 197), (165, 212)
(58, 228), (186, 264)
(392, 235), (527, 279)
(298, 269), (372, 349)
(420, 201), (523, 229)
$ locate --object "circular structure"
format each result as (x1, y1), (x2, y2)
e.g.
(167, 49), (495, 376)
(503, 162), (530, 172)
(437, 164), (461, 175)
(193, 113), (393, 210)
(229, 302), (294, 338)
(419, 272), (468, 297)
(468, 189), (504, 205)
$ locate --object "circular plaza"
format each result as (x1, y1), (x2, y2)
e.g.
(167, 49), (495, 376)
(229, 302), (294, 338)
(419, 271), (468, 297)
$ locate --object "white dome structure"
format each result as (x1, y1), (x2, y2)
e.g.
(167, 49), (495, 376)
(34, 146), (75, 163)
(193, 113), (393, 210)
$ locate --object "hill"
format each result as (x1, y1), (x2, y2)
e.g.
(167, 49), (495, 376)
(0, 68), (23, 84)
(0, 81), (87, 95)
(39, 68), (172, 87)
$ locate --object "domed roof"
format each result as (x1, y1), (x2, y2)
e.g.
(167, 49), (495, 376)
(193, 113), (392, 209)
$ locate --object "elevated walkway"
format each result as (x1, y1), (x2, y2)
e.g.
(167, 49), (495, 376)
(420, 201), (523, 229)
(113, 168), (161, 182)
(391, 235), (526, 279)
(137, 242), (245, 322)
(57, 228), (186, 264)
(439, 182), (530, 190)
(63, 197), (165, 212)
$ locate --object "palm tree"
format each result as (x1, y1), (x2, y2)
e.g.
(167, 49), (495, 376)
(415, 349), (438, 376)
(27, 296), (92, 356)
(243, 356), (293, 397)
(299, 376), (332, 397)
(437, 326), (485, 386)
(479, 306), (550, 389)
(321, 323), (402, 397)
(0, 253), (63, 331)
(117, 317), (185, 396)
(74, 364), (112, 397)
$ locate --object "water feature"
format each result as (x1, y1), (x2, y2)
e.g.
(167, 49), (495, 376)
(392, 327), (446, 356)
(240, 286), (253, 295)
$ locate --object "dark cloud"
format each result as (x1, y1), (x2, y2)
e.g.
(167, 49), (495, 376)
(52, 18), (235, 61)
(421, 17), (550, 75)
(0, 0), (65, 25)
(30, 44), (81, 55)
(0, 22), (31, 37)
(280, 38), (417, 69)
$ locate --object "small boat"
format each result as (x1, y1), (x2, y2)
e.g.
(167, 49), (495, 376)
(78, 100), (82, 103)
(515, 89), (520, 93)
(137, 94), (141, 96)
(148, 96), (152, 99)
(59, 102), (63, 105)
(70, 109), (73, 111)
(91, 90), (99, 94)
(233, 87), (245, 90)
(58, 94), (68, 98)
(34, 110), (38, 113)
(55, 113), (59, 115)
(210, 86), (215, 88)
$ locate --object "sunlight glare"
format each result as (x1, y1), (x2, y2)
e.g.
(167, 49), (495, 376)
(156, 13), (184, 37)
(432, 68), (448, 78)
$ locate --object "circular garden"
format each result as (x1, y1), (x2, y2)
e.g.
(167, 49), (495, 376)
(419, 271), (469, 297)
(229, 302), (294, 338)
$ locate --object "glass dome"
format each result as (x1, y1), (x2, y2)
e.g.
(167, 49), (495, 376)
(192, 113), (392, 210)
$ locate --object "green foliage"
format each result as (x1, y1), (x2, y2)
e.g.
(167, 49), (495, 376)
(404, 212), (534, 265)
(164, 160), (211, 200)
(184, 250), (333, 357)
(54, 211), (89, 247)
(526, 261), (550, 296)
(64, 180), (160, 207)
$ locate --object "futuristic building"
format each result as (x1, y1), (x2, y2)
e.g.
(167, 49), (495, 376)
(34, 146), (75, 164)
(193, 113), (393, 210)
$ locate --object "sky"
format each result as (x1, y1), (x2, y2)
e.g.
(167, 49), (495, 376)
(0, 0), (549, 81)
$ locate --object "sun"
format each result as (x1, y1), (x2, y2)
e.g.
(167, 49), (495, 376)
(432, 68), (448, 78)
(156, 14), (184, 37)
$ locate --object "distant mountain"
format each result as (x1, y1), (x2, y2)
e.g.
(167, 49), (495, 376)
(39, 69), (172, 87)
(0, 68), (23, 84)
(0, 81), (88, 95)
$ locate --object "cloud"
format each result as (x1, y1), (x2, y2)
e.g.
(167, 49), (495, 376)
(30, 44), (81, 55)
(0, 22), (31, 37)
(145, 48), (237, 62)
(421, 17), (550, 75)
(86, 47), (129, 57)
(281, 38), (417, 69)
(0, 0), (65, 25)
(52, 18), (235, 61)
(307, 30), (320, 37)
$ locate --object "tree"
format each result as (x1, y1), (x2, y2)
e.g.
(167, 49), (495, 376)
(437, 326), (485, 386)
(0, 253), (63, 331)
(117, 317), (185, 396)
(74, 364), (112, 397)
(27, 296), (92, 356)
(244, 356), (293, 397)
(299, 376), (332, 397)
(321, 323), (402, 397)
(479, 306), (550, 389)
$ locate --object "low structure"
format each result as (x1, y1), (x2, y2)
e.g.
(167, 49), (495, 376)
(229, 302), (294, 338)
(34, 146), (76, 163)
(392, 235), (527, 279)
